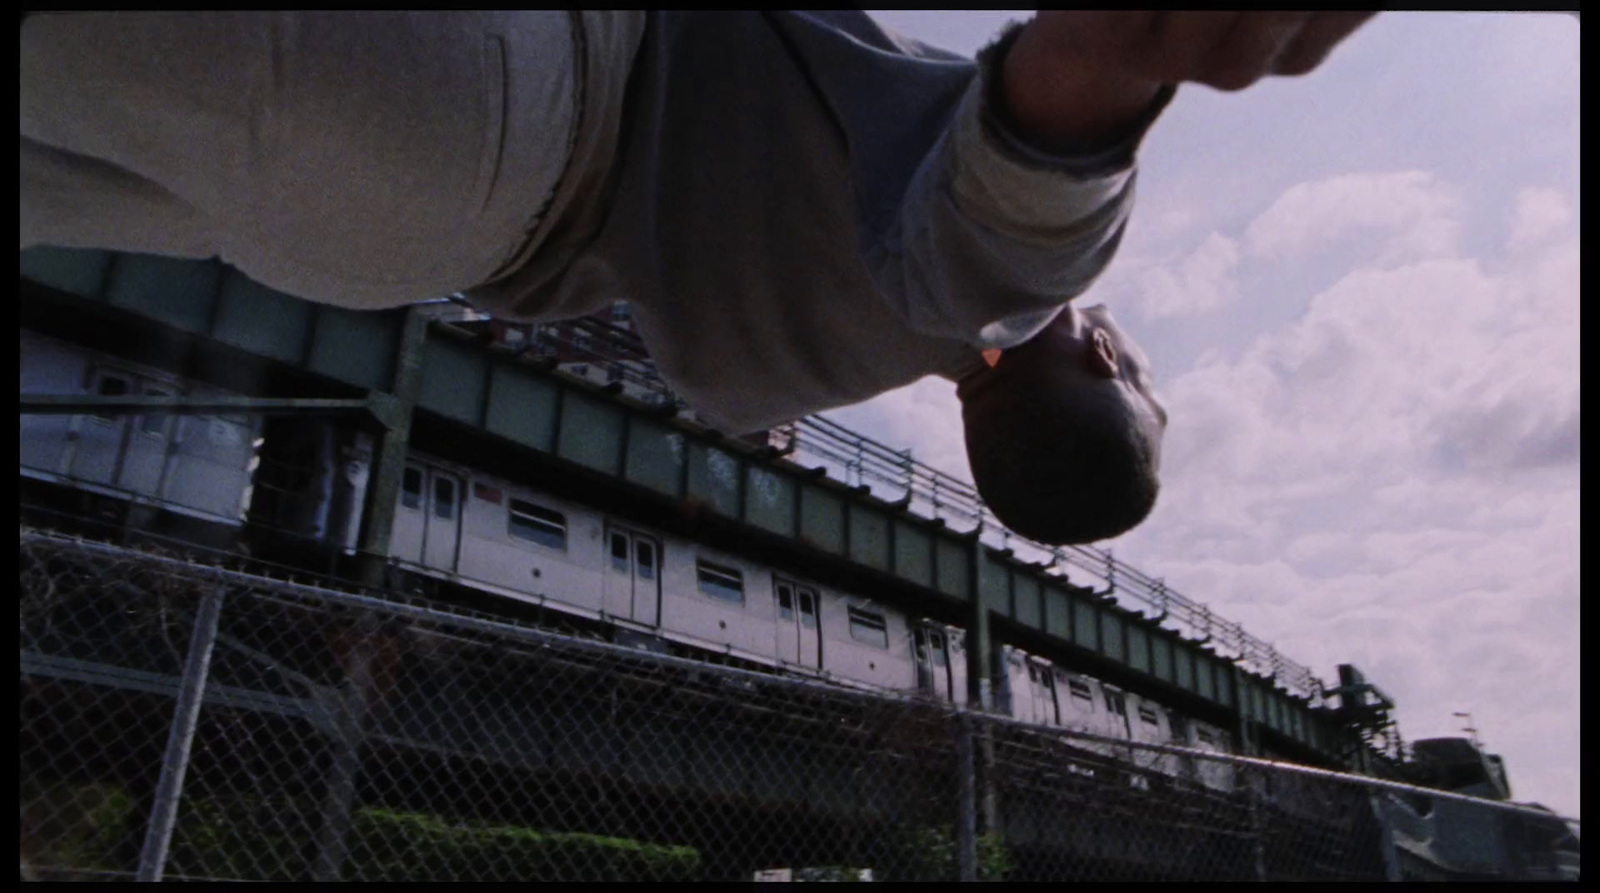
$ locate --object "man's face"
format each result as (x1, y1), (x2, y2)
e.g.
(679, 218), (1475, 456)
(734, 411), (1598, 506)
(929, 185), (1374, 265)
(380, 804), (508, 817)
(1079, 304), (1168, 434)
(959, 301), (1168, 468)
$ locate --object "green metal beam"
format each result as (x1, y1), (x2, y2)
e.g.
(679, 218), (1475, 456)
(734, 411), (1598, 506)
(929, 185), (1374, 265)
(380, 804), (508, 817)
(18, 395), (374, 417)
(354, 309), (429, 589)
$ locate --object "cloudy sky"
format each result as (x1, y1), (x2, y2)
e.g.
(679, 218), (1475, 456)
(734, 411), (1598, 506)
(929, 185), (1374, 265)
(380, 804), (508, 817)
(849, 11), (1580, 819)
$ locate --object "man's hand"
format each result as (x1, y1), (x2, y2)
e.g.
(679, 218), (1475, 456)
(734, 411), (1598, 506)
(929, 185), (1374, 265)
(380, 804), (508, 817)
(1003, 11), (1377, 151)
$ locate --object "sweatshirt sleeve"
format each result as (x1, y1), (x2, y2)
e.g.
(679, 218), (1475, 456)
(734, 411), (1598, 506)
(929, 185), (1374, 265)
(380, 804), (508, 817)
(866, 23), (1174, 350)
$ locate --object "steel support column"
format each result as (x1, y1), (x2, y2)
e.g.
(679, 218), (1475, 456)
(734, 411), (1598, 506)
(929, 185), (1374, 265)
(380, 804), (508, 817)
(354, 308), (429, 589)
(312, 308), (425, 880)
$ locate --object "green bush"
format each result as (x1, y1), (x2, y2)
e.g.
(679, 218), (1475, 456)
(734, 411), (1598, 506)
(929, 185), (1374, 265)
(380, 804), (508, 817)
(348, 809), (701, 882)
(878, 824), (1012, 881)
(20, 782), (139, 878)
(166, 794), (315, 881)
(25, 782), (701, 882)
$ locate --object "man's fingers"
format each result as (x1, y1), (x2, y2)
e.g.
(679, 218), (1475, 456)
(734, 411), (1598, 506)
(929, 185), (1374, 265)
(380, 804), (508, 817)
(1130, 12), (1244, 83)
(1111, 11), (1373, 90)
(1272, 12), (1378, 76)
(1201, 11), (1315, 91)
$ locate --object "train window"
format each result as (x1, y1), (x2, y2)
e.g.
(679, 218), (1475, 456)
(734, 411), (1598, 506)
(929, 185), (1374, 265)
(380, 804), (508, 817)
(1104, 690), (1127, 717)
(1197, 729), (1216, 747)
(91, 373), (130, 422)
(799, 591), (817, 629)
(776, 585), (795, 621)
(401, 467), (423, 510)
(433, 476), (456, 520)
(696, 560), (744, 604)
(139, 386), (172, 435)
(509, 499), (567, 550)
(611, 533), (629, 572)
(1068, 680), (1094, 708)
(636, 541), (656, 580)
(1138, 706), (1160, 726)
(847, 607), (889, 650)
(930, 631), (947, 667)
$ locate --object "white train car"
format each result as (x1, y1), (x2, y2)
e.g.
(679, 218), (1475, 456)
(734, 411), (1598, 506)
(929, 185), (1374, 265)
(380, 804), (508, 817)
(20, 331), (261, 528)
(1184, 719), (1239, 792)
(391, 452), (925, 694)
(17, 333), (1233, 792)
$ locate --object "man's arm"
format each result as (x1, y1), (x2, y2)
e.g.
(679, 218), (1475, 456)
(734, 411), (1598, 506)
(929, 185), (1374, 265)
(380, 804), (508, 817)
(1001, 12), (1376, 152)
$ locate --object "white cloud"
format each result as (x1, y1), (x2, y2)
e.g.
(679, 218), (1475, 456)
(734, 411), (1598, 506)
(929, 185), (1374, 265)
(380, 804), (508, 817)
(1116, 176), (1577, 815)
(1506, 186), (1574, 255)
(1118, 231), (1242, 321)
(1244, 171), (1463, 265)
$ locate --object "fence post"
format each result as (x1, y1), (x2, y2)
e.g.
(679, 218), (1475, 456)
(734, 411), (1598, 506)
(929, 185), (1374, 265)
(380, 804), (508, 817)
(1248, 772), (1268, 882)
(956, 716), (978, 882)
(1368, 793), (1404, 881)
(135, 585), (227, 882)
(965, 539), (999, 840)
(311, 610), (379, 881)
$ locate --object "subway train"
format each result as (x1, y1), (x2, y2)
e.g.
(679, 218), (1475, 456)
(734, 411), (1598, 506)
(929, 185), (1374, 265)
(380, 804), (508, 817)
(19, 327), (1248, 794)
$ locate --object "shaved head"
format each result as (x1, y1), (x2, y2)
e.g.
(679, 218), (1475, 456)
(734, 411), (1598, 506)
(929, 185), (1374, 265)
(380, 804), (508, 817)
(958, 305), (1164, 545)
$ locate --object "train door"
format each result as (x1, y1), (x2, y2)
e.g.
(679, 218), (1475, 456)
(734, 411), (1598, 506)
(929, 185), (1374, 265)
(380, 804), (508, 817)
(118, 381), (176, 498)
(913, 625), (955, 701)
(1028, 659), (1061, 726)
(1103, 686), (1134, 740)
(422, 468), (463, 572)
(949, 635), (969, 707)
(69, 368), (133, 485)
(391, 464), (427, 564)
(605, 526), (662, 626)
(773, 578), (820, 669)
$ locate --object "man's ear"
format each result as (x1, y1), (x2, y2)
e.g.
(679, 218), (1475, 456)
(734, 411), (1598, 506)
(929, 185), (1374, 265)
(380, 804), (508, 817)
(1088, 328), (1119, 378)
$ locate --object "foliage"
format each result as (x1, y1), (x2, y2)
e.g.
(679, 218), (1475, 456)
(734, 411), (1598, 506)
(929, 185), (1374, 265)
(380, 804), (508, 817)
(22, 783), (700, 882)
(877, 823), (1012, 881)
(20, 782), (139, 879)
(347, 808), (702, 882)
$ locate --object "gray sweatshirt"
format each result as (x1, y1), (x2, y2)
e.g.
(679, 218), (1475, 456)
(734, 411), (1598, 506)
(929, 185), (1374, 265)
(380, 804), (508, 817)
(464, 11), (1171, 434)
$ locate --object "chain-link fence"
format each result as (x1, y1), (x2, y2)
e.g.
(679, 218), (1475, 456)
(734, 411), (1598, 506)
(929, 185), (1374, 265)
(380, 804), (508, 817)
(18, 529), (1579, 882)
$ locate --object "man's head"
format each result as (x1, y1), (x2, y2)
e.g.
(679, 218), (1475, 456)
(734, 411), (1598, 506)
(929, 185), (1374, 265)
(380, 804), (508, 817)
(958, 304), (1167, 545)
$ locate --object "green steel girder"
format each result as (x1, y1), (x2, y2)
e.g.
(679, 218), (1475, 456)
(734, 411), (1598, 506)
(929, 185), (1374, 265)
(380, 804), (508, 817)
(18, 394), (375, 420)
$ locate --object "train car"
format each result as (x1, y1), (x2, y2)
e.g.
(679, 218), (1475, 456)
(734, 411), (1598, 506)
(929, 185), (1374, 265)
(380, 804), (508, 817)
(20, 331), (261, 546)
(388, 451), (925, 693)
